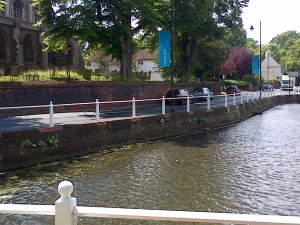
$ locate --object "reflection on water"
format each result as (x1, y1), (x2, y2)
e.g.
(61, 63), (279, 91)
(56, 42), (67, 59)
(1, 104), (300, 224)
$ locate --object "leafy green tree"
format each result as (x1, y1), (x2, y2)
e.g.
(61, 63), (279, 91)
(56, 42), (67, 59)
(34, 0), (167, 78)
(173, 0), (249, 82)
(285, 38), (300, 72)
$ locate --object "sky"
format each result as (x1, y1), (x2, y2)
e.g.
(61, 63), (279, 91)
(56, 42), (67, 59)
(242, 0), (300, 44)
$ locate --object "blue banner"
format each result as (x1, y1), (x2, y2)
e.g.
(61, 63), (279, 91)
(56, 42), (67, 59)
(159, 30), (171, 67)
(252, 55), (260, 75)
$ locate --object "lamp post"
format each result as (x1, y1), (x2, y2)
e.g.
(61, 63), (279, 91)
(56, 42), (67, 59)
(66, 44), (72, 82)
(250, 21), (262, 99)
(170, 0), (175, 113)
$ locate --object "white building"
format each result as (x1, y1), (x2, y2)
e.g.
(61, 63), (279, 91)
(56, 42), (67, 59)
(132, 49), (164, 81)
(90, 49), (164, 81)
(261, 50), (282, 80)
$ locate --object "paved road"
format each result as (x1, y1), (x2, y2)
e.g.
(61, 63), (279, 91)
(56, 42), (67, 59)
(0, 89), (291, 133)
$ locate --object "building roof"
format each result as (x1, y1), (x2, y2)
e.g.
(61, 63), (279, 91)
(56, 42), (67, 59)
(134, 49), (157, 61)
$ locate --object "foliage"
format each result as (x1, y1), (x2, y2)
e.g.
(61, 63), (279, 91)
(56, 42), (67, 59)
(34, 0), (167, 79)
(285, 38), (300, 72)
(0, 1), (5, 11)
(21, 136), (59, 149)
(223, 79), (249, 89)
(221, 46), (252, 79)
(173, 0), (249, 82)
(243, 74), (258, 85)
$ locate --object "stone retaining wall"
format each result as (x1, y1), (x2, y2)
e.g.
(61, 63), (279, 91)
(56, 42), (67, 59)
(0, 95), (288, 172)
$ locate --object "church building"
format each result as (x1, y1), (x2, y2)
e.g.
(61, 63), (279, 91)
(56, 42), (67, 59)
(0, 0), (83, 75)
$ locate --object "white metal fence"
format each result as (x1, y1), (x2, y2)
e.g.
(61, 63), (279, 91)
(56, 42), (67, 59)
(0, 181), (300, 225)
(0, 90), (278, 129)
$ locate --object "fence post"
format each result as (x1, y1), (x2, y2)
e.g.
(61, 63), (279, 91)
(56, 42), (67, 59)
(207, 96), (211, 110)
(132, 97), (136, 117)
(187, 96), (190, 112)
(96, 99), (100, 122)
(240, 93), (243, 104)
(233, 93), (236, 105)
(49, 101), (54, 127)
(55, 181), (77, 225)
(225, 94), (228, 108)
(162, 96), (166, 115)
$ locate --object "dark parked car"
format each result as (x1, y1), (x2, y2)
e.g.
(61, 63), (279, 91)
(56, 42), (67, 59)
(225, 85), (241, 95)
(165, 89), (194, 105)
(192, 87), (213, 101)
(262, 84), (274, 91)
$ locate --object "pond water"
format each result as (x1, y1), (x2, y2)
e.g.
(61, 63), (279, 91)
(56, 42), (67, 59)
(1, 104), (300, 224)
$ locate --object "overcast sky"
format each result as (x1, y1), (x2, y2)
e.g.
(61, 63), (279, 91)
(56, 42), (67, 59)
(242, 0), (300, 44)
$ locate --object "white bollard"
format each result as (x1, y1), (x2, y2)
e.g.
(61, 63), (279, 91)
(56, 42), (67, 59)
(252, 91), (254, 102)
(247, 92), (249, 103)
(225, 94), (228, 108)
(96, 99), (100, 122)
(187, 96), (190, 112)
(55, 181), (77, 225)
(132, 97), (136, 117)
(49, 101), (54, 127)
(162, 96), (166, 115)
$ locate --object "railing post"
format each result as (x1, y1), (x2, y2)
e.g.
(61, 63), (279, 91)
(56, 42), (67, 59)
(225, 94), (228, 108)
(240, 93), (243, 104)
(187, 96), (190, 112)
(55, 181), (77, 225)
(207, 96), (211, 110)
(162, 96), (166, 115)
(233, 93), (236, 105)
(49, 101), (54, 127)
(96, 99), (100, 122)
(132, 97), (136, 117)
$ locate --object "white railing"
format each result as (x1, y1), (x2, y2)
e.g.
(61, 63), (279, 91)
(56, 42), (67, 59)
(0, 181), (300, 225)
(0, 90), (278, 129)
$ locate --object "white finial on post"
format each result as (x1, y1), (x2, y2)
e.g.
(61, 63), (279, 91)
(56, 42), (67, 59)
(58, 180), (73, 199)
(55, 181), (77, 225)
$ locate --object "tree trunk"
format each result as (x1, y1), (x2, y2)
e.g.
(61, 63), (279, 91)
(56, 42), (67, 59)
(120, 36), (132, 78)
(179, 37), (197, 82)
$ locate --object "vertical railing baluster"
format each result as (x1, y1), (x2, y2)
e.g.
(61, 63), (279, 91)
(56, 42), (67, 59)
(162, 96), (166, 115)
(49, 101), (54, 127)
(187, 96), (190, 112)
(132, 97), (136, 117)
(96, 99), (100, 122)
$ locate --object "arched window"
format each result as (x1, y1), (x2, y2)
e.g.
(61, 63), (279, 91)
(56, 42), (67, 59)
(23, 35), (34, 63)
(0, 31), (7, 60)
(13, 0), (23, 19)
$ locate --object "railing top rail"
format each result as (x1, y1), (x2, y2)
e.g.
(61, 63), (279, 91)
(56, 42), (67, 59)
(1, 203), (300, 225)
(75, 206), (300, 224)
(0, 104), (49, 110)
(0, 204), (54, 216)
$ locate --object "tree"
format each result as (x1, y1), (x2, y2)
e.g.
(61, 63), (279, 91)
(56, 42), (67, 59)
(173, 0), (249, 81)
(285, 38), (300, 72)
(34, 0), (167, 78)
(220, 46), (252, 79)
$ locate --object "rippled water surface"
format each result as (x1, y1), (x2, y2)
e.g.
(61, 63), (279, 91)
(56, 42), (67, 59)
(1, 104), (300, 224)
